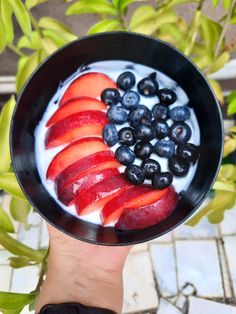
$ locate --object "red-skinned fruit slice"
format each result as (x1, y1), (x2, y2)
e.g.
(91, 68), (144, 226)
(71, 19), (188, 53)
(60, 72), (117, 106)
(46, 97), (106, 127)
(55, 150), (121, 193)
(115, 186), (179, 230)
(75, 174), (133, 215)
(101, 185), (171, 226)
(57, 168), (120, 206)
(45, 110), (108, 149)
(46, 137), (108, 180)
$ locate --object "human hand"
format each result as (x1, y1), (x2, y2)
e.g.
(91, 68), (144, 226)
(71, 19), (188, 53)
(36, 224), (131, 313)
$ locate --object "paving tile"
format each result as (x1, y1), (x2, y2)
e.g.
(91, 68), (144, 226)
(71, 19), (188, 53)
(40, 220), (49, 248)
(173, 217), (218, 239)
(149, 232), (172, 243)
(175, 240), (224, 297)
(217, 239), (233, 298)
(28, 211), (42, 226)
(123, 251), (158, 313)
(157, 298), (182, 314)
(0, 265), (12, 290)
(0, 249), (11, 265)
(150, 244), (178, 297)
(188, 296), (236, 314)
(10, 265), (39, 293)
(220, 207), (236, 235)
(131, 243), (148, 253)
(223, 236), (236, 296)
(17, 224), (41, 250)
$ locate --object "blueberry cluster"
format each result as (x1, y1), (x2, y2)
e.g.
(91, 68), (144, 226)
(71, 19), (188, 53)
(102, 71), (200, 189)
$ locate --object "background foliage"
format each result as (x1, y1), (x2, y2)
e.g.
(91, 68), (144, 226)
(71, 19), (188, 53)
(0, 0), (235, 312)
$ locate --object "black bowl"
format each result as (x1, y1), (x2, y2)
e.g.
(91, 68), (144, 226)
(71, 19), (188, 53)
(10, 32), (223, 245)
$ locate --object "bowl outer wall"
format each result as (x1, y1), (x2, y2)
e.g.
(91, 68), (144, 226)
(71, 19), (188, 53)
(10, 32), (224, 245)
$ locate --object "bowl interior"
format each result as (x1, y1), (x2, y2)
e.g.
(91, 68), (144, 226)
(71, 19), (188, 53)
(11, 32), (223, 245)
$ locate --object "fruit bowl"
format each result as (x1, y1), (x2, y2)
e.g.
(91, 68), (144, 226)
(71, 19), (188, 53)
(10, 32), (223, 245)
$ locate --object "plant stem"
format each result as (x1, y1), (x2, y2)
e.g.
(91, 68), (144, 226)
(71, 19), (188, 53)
(118, 13), (126, 30)
(0, 229), (46, 262)
(215, 0), (236, 57)
(7, 44), (25, 57)
(28, 10), (43, 37)
(197, 0), (205, 10)
(35, 248), (49, 292)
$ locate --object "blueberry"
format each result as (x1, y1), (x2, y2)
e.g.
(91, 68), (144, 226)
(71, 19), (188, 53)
(107, 105), (128, 124)
(168, 155), (190, 177)
(170, 122), (191, 144)
(115, 145), (135, 165)
(137, 76), (159, 97)
(158, 88), (177, 105)
(141, 159), (160, 179)
(154, 139), (175, 158)
(122, 91), (140, 109)
(153, 120), (169, 139)
(152, 172), (173, 189)
(177, 143), (200, 162)
(117, 71), (135, 91)
(102, 123), (118, 147)
(101, 88), (121, 106)
(125, 164), (145, 185)
(118, 127), (136, 146)
(128, 105), (152, 127)
(134, 124), (156, 142)
(134, 141), (153, 160)
(152, 104), (168, 120)
(169, 106), (190, 122)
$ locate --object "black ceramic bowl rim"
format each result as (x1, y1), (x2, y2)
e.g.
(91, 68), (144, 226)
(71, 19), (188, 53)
(10, 31), (224, 246)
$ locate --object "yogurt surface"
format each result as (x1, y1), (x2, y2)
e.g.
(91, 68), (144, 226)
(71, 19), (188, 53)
(35, 60), (200, 226)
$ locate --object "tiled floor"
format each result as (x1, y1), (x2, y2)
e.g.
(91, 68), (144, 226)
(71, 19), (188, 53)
(0, 193), (236, 313)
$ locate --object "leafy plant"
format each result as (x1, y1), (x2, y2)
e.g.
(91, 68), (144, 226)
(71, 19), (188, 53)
(0, 0), (235, 312)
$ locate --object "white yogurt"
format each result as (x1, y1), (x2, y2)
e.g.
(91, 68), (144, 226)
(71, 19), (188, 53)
(35, 60), (200, 226)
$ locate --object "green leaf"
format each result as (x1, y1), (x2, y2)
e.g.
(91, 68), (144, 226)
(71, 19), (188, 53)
(200, 16), (221, 54)
(213, 180), (235, 192)
(40, 37), (58, 55)
(208, 51), (230, 74)
(223, 0), (232, 10)
(129, 5), (156, 29)
(208, 79), (224, 104)
(187, 191), (236, 226)
(1, 0), (14, 43)
(25, 0), (48, 9)
(42, 29), (77, 47)
(10, 197), (31, 225)
(0, 292), (36, 311)
(227, 90), (236, 115)
(7, 0), (31, 39)
(87, 19), (120, 34)
(212, 0), (220, 7)
(218, 164), (236, 180)
(0, 206), (14, 233)
(3, 309), (23, 314)
(0, 229), (46, 262)
(224, 137), (236, 157)
(208, 209), (224, 223)
(0, 11), (7, 53)
(229, 126), (236, 133)
(38, 16), (72, 33)
(0, 96), (15, 173)
(16, 52), (39, 94)
(17, 32), (41, 50)
(0, 173), (26, 200)
(184, 10), (202, 55)
(66, 0), (117, 16)
(9, 256), (31, 268)
(119, 0), (145, 12)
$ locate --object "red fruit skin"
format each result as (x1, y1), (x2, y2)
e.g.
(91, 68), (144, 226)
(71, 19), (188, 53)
(60, 72), (117, 106)
(45, 110), (108, 148)
(101, 185), (154, 225)
(46, 97), (106, 127)
(75, 174), (132, 215)
(46, 137), (108, 180)
(57, 168), (119, 205)
(55, 150), (119, 191)
(115, 186), (179, 230)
